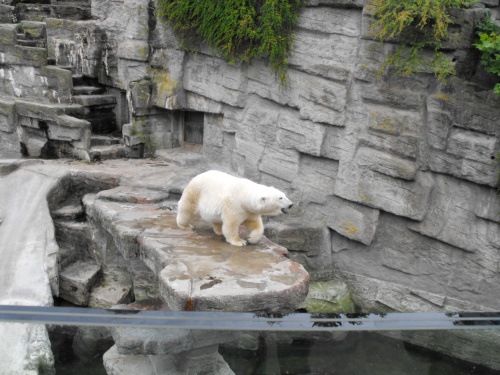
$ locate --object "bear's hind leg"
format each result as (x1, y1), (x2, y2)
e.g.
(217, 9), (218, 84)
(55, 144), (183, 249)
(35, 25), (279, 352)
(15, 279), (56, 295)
(244, 216), (264, 244)
(176, 186), (199, 230)
(213, 222), (223, 235)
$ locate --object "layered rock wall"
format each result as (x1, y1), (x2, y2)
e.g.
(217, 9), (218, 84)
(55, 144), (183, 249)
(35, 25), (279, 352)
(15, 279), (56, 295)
(0, 0), (499, 313)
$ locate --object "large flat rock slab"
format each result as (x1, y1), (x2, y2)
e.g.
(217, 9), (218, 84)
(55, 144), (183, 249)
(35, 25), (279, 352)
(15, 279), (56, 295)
(140, 215), (310, 313)
(85, 185), (309, 313)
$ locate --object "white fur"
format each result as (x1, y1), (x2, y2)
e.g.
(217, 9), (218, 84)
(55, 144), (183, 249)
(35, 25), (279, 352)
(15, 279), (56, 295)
(176, 170), (293, 246)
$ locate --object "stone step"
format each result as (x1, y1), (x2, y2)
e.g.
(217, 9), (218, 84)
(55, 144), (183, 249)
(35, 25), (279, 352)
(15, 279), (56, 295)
(17, 39), (38, 47)
(72, 74), (97, 87)
(59, 260), (101, 306)
(89, 144), (128, 161)
(91, 134), (122, 147)
(95, 186), (170, 204)
(17, 33), (26, 40)
(73, 94), (117, 107)
(51, 195), (84, 221)
(88, 266), (133, 309)
(72, 85), (105, 95)
(54, 220), (91, 268)
(54, 64), (75, 72)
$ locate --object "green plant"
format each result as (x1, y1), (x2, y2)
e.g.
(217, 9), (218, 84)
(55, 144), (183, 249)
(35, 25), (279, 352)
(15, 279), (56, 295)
(369, 0), (477, 83)
(155, 0), (305, 85)
(474, 16), (500, 95)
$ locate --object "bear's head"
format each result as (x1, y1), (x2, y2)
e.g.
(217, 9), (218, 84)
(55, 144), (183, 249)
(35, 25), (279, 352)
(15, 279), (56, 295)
(257, 187), (293, 216)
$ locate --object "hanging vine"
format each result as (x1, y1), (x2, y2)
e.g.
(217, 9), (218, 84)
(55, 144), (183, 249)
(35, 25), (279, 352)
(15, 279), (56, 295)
(155, 0), (306, 85)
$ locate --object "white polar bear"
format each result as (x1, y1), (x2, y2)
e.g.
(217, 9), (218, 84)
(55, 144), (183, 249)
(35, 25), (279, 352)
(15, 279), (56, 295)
(176, 170), (293, 246)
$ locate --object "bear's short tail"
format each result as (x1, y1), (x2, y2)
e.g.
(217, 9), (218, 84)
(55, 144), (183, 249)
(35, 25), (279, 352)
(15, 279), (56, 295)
(176, 184), (200, 229)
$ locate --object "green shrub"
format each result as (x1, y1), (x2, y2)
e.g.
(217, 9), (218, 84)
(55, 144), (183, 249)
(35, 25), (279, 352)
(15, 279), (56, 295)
(369, 0), (477, 83)
(155, 0), (305, 85)
(474, 16), (500, 95)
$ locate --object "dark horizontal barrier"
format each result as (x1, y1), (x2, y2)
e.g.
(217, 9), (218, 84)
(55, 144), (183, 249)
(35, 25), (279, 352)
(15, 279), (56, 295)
(1, 305), (499, 331)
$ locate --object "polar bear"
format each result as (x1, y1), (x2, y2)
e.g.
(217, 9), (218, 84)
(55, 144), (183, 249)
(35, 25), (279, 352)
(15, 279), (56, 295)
(176, 170), (293, 246)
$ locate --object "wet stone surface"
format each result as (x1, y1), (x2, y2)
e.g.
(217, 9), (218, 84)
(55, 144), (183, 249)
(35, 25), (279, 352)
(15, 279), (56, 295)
(85, 185), (310, 313)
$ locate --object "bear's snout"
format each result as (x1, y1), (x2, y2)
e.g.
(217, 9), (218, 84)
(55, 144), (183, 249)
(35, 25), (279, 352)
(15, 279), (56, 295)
(281, 203), (293, 214)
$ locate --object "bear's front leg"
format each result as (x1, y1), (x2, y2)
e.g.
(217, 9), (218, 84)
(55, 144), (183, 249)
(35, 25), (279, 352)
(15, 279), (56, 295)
(244, 216), (264, 244)
(222, 211), (247, 246)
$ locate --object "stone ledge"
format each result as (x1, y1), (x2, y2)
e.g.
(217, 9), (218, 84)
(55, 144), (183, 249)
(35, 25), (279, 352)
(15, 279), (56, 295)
(84, 185), (309, 313)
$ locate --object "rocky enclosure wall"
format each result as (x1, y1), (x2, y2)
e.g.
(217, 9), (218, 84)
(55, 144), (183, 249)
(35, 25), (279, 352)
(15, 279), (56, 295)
(0, 0), (499, 313)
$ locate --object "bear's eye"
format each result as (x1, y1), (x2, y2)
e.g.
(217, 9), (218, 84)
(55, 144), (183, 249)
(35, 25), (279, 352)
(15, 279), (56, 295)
(279, 197), (283, 200)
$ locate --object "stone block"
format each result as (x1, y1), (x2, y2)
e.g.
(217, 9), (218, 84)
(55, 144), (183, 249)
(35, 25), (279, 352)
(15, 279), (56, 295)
(59, 260), (101, 306)
(259, 146), (299, 182)
(72, 326), (114, 364)
(0, 131), (22, 158)
(429, 148), (499, 188)
(12, 45), (47, 66)
(408, 175), (500, 271)
(103, 345), (235, 375)
(42, 66), (73, 103)
(89, 266), (133, 309)
(117, 39), (149, 61)
(320, 125), (353, 161)
(290, 30), (353, 81)
(334, 161), (433, 221)
(112, 326), (238, 356)
(277, 110), (326, 156)
(264, 222), (330, 256)
(0, 98), (16, 133)
(360, 83), (424, 110)
(474, 188), (500, 223)
(0, 24), (17, 46)
(316, 196), (380, 245)
(359, 130), (419, 160)
(367, 108), (404, 135)
(299, 280), (355, 313)
(356, 146), (417, 181)
(16, 100), (84, 122)
(184, 53), (247, 108)
(298, 74), (348, 126)
(185, 92), (223, 114)
(299, 7), (361, 37)
(129, 79), (151, 110)
(446, 128), (497, 163)
(150, 67), (183, 109)
(48, 116), (91, 144)
(292, 154), (338, 204)
(426, 107), (453, 150)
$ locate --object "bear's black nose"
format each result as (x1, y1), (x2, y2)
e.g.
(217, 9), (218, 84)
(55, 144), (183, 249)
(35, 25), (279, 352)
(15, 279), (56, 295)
(288, 204), (293, 209)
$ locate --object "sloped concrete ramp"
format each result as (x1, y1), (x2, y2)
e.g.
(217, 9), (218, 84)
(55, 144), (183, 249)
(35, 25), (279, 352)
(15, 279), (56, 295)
(0, 160), (66, 375)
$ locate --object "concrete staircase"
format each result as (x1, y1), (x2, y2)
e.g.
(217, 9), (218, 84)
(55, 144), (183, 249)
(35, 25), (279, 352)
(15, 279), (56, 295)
(70, 74), (140, 161)
(16, 21), (47, 48)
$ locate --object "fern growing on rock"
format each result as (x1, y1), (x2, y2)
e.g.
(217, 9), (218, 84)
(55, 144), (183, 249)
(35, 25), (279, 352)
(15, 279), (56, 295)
(475, 15), (500, 95)
(155, 0), (305, 85)
(369, 0), (477, 83)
